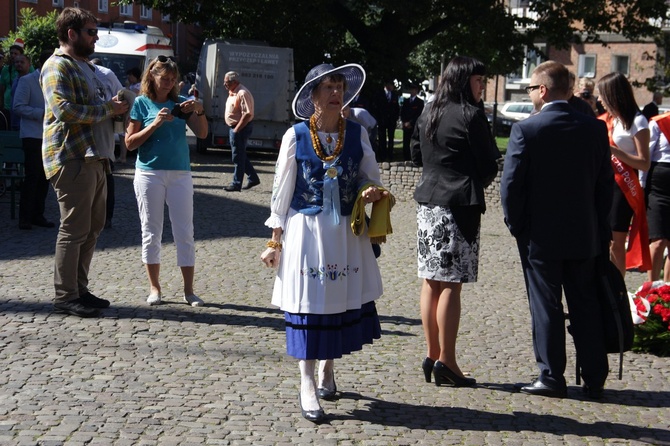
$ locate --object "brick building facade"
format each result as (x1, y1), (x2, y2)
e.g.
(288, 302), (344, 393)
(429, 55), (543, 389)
(484, 36), (662, 108)
(0, 0), (202, 72)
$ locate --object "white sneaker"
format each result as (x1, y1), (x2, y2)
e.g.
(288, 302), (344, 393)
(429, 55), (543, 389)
(147, 292), (162, 305)
(184, 294), (204, 307)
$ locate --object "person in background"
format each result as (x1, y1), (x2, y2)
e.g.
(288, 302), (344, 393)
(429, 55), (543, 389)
(116, 66), (142, 164)
(374, 80), (400, 161)
(9, 53), (32, 130)
(125, 55), (208, 307)
(179, 73), (192, 97)
(125, 67), (141, 94)
(1, 39), (33, 122)
(222, 71), (261, 192)
(411, 56), (500, 389)
(41, 7), (128, 317)
(501, 61), (613, 399)
(260, 63), (391, 423)
(13, 50), (55, 230)
(90, 57), (134, 230)
(400, 83), (424, 161)
(577, 78), (605, 115)
(597, 72), (651, 277)
(642, 91), (663, 121)
(342, 104), (377, 154)
(567, 72), (595, 117)
(642, 111), (670, 281)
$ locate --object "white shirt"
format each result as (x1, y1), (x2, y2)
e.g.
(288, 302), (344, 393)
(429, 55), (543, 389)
(348, 107), (377, 133)
(612, 113), (648, 157)
(640, 119), (670, 186)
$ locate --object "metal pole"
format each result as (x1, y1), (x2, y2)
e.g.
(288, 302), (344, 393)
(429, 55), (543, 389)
(492, 74), (500, 136)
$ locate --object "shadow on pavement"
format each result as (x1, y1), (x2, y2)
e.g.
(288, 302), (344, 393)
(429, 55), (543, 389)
(0, 150), (273, 260)
(327, 394), (670, 443)
(0, 299), (284, 330)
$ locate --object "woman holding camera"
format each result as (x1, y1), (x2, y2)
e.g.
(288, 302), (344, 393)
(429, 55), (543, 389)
(125, 56), (208, 306)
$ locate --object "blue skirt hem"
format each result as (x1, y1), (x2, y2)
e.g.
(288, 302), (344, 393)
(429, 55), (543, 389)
(285, 301), (382, 360)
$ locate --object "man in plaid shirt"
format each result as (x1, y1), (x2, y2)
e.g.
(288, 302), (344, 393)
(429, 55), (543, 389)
(41, 7), (128, 317)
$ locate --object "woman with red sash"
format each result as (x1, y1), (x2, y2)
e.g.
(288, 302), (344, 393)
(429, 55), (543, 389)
(597, 72), (651, 277)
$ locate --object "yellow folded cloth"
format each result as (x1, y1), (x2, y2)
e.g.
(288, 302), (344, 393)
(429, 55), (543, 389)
(351, 184), (395, 244)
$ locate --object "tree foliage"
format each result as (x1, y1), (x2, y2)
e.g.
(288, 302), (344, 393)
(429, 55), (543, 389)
(118, 0), (670, 90)
(1, 8), (59, 65)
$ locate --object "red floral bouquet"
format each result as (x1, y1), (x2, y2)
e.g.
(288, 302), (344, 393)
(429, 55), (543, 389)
(630, 281), (670, 356)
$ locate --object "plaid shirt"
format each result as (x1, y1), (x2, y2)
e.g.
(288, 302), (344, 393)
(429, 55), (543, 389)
(40, 50), (114, 179)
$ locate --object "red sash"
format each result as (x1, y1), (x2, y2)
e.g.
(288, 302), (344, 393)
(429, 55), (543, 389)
(599, 113), (651, 271)
(651, 111), (670, 142)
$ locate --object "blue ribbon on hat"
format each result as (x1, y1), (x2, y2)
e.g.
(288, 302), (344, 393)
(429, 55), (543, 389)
(322, 162), (342, 225)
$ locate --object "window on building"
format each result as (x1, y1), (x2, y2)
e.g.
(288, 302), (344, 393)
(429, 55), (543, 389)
(140, 5), (152, 20)
(509, 45), (546, 81)
(162, 13), (171, 22)
(612, 55), (630, 76)
(22, 0), (38, 4)
(578, 54), (596, 78)
(98, 0), (108, 13)
(119, 4), (132, 16)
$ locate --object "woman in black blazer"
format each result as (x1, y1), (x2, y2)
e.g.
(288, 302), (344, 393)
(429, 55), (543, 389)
(410, 56), (500, 387)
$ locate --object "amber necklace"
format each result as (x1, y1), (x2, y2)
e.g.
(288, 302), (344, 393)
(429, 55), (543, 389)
(310, 114), (345, 162)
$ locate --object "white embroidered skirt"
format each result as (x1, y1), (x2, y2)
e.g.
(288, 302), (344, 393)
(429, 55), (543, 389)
(272, 208), (384, 315)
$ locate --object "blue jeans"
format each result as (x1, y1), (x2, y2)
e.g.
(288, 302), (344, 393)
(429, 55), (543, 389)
(229, 124), (259, 186)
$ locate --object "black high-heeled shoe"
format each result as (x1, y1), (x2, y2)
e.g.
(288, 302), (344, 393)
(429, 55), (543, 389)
(422, 357), (435, 383)
(317, 378), (337, 401)
(432, 360), (476, 387)
(298, 391), (326, 423)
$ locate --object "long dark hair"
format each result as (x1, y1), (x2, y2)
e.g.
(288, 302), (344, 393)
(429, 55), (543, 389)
(426, 56), (486, 142)
(597, 72), (639, 130)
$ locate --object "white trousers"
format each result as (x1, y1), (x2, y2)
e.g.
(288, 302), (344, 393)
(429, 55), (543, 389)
(134, 169), (195, 266)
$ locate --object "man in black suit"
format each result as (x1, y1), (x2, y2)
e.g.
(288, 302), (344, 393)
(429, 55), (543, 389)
(400, 84), (424, 161)
(375, 80), (400, 161)
(501, 61), (613, 399)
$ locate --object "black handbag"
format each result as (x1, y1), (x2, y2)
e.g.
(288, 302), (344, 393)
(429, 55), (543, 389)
(570, 257), (633, 382)
(597, 258), (634, 357)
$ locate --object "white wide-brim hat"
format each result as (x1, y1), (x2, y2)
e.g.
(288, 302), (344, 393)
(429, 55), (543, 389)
(292, 63), (366, 120)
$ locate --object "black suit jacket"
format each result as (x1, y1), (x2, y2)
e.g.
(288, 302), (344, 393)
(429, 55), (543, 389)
(401, 96), (424, 128)
(411, 101), (501, 213)
(374, 89), (400, 128)
(501, 102), (613, 259)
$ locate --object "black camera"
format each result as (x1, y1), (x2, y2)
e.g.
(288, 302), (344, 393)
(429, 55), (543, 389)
(171, 104), (192, 120)
(580, 90), (592, 100)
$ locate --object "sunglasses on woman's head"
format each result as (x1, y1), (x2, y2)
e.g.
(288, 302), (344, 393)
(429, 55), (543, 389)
(156, 55), (176, 64)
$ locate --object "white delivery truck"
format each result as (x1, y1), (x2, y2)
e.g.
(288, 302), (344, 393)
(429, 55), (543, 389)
(194, 39), (295, 153)
(92, 22), (174, 86)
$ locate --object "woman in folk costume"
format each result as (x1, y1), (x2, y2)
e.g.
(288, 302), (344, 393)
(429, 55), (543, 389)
(597, 72), (651, 277)
(260, 63), (392, 423)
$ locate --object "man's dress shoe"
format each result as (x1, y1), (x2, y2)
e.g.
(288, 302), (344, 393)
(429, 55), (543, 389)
(582, 384), (604, 399)
(518, 378), (567, 398)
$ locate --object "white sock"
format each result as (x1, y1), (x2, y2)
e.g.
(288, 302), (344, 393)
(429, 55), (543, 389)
(299, 360), (321, 411)
(317, 359), (335, 391)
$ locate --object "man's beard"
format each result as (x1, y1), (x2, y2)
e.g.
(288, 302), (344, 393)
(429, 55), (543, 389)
(73, 38), (94, 59)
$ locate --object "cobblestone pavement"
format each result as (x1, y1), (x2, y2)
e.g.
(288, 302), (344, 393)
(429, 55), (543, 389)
(1, 147), (669, 445)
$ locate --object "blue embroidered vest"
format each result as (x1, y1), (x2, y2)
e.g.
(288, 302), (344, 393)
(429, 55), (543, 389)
(290, 120), (363, 216)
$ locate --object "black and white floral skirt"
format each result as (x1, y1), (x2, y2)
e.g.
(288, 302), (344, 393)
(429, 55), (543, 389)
(416, 204), (481, 283)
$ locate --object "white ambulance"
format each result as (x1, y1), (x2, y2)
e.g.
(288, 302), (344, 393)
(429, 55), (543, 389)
(92, 22), (174, 86)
